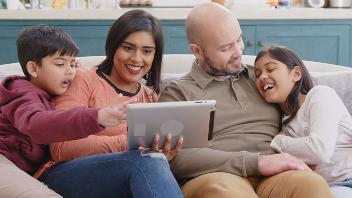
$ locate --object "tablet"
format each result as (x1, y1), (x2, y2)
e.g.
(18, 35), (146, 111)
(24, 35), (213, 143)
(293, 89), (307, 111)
(127, 100), (216, 150)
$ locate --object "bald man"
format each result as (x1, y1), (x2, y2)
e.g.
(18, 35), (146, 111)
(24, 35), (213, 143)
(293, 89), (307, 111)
(160, 2), (333, 198)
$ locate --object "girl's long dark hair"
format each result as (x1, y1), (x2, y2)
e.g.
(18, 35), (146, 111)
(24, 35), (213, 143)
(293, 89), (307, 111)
(97, 10), (164, 94)
(255, 45), (314, 125)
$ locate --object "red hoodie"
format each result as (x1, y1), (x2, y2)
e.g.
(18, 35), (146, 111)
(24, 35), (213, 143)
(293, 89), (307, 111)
(0, 76), (104, 174)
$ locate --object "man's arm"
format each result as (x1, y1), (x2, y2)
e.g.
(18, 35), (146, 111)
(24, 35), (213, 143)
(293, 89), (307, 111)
(170, 148), (259, 178)
(171, 148), (310, 179)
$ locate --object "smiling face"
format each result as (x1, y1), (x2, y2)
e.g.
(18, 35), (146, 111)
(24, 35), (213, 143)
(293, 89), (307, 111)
(201, 31), (244, 76)
(254, 54), (301, 105)
(186, 3), (244, 76)
(110, 31), (155, 93)
(28, 53), (76, 96)
(197, 16), (244, 76)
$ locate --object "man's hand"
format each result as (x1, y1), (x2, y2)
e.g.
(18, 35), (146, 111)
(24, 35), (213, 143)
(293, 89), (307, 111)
(258, 153), (311, 176)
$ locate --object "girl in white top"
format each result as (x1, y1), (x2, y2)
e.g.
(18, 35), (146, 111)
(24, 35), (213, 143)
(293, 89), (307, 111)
(254, 45), (352, 198)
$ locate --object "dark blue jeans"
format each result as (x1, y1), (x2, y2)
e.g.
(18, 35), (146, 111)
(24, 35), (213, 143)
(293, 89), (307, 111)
(39, 150), (183, 198)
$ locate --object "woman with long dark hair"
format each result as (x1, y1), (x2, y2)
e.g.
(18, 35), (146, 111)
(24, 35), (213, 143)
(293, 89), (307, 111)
(38, 10), (183, 198)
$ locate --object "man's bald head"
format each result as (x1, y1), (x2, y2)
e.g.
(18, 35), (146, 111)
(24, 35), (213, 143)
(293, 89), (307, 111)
(185, 2), (244, 76)
(185, 2), (238, 47)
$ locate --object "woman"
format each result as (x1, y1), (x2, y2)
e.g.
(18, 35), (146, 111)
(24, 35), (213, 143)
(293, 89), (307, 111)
(38, 10), (183, 198)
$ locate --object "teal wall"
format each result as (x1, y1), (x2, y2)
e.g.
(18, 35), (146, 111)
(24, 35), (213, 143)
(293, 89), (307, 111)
(0, 19), (351, 67)
(241, 20), (351, 67)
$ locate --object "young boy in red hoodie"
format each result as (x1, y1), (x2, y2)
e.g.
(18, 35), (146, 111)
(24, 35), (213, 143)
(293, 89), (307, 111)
(0, 25), (134, 198)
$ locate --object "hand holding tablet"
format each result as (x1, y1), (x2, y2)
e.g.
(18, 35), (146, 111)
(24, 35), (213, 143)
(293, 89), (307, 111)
(139, 133), (183, 161)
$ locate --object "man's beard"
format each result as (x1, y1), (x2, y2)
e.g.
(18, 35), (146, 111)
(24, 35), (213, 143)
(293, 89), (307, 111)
(201, 54), (241, 76)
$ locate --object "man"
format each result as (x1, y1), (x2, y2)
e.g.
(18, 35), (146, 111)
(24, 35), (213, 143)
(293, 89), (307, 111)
(159, 2), (333, 198)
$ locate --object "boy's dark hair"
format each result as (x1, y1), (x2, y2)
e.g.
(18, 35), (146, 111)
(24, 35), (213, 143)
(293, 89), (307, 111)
(97, 10), (164, 94)
(255, 45), (314, 125)
(16, 25), (80, 79)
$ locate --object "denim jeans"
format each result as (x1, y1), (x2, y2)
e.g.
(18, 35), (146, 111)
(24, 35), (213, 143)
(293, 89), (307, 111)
(39, 150), (183, 198)
(330, 177), (352, 198)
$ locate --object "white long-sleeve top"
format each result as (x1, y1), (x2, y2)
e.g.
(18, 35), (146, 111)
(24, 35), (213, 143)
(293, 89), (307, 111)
(271, 85), (352, 185)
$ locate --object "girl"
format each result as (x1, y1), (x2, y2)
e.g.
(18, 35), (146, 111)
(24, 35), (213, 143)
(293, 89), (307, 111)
(38, 10), (183, 198)
(254, 45), (352, 198)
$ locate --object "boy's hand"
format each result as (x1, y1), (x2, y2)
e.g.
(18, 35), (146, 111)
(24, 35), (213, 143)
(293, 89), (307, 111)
(97, 96), (137, 127)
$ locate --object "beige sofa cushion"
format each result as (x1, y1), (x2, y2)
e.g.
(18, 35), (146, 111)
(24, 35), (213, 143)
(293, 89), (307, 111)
(1, 54), (351, 76)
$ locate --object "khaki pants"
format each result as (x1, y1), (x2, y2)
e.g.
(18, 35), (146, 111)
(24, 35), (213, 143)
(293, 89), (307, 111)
(182, 171), (333, 198)
(0, 154), (61, 198)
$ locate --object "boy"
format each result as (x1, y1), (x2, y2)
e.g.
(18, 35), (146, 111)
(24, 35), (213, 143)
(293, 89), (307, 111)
(0, 25), (133, 198)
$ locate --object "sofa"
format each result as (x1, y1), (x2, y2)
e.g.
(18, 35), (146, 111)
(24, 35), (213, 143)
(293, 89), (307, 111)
(1, 54), (352, 114)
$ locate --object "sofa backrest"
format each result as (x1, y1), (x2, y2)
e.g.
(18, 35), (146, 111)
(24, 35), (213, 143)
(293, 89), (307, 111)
(1, 54), (352, 114)
(1, 54), (351, 76)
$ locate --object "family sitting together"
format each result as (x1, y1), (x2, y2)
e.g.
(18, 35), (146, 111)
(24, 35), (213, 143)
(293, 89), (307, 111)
(0, 2), (351, 198)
